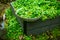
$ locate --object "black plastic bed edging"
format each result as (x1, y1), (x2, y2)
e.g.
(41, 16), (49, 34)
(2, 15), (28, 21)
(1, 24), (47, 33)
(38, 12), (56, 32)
(10, 3), (60, 35)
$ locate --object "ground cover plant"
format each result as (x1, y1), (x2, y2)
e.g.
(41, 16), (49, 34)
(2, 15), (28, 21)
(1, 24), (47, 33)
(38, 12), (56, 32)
(11, 0), (60, 21)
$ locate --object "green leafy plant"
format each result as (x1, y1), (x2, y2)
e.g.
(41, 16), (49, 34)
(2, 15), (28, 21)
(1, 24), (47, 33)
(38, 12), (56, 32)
(12, 0), (60, 21)
(5, 8), (23, 40)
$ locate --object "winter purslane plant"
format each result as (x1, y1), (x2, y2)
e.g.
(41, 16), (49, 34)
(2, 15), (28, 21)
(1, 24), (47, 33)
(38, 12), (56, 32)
(5, 8), (23, 40)
(12, 0), (60, 20)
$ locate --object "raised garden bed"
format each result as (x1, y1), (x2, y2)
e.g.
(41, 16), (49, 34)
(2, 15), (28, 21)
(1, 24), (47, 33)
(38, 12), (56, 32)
(10, 0), (60, 35)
